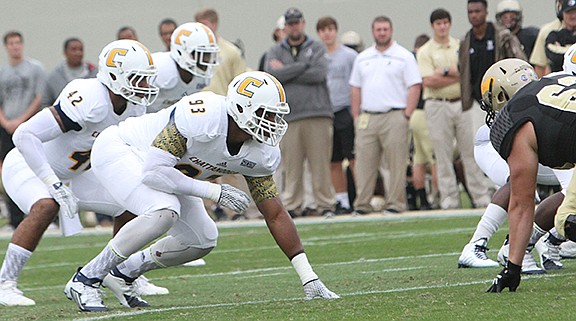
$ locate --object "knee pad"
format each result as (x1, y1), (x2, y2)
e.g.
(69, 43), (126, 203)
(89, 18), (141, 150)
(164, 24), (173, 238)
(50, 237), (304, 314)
(110, 209), (178, 257)
(149, 236), (214, 267)
(564, 215), (576, 242)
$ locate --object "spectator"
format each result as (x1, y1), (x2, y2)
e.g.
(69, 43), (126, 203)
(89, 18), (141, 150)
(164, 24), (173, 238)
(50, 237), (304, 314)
(317, 16), (357, 214)
(117, 26), (138, 40)
(419, 8), (491, 210)
(0, 31), (46, 230)
(265, 7), (336, 217)
(42, 38), (97, 108)
(258, 16), (286, 71)
(410, 33), (438, 210)
(545, 0), (576, 72)
(459, 0), (526, 135)
(529, 0), (564, 77)
(495, 0), (539, 60)
(158, 18), (177, 51)
(349, 16), (421, 214)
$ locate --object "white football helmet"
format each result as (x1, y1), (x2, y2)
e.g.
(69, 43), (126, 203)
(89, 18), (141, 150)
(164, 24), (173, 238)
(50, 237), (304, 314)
(226, 71), (290, 146)
(480, 58), (538, 126)
(563, 43), (576, 74)
(97, 39), (159, 106)
(495, 0), (522, 29)
(170, 22), (220, 78)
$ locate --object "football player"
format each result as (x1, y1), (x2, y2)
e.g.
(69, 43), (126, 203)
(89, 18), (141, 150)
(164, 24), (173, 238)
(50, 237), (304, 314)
(0, 39), (158, 306)
(147, 21), (219, 113)
(64, 71), (339, 312)
(483, 53), (576, 292)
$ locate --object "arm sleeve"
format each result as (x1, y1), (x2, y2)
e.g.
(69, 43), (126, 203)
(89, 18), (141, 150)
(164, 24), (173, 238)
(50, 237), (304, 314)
(12, 108), (64, 184)
(141, 146), (221, 201)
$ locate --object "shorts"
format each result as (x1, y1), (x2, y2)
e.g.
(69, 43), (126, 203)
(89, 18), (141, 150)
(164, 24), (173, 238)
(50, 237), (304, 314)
(331, 108), (355, 162)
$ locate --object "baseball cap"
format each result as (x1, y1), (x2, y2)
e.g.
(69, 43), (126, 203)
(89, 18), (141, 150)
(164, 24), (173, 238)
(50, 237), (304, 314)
(284, 8), (303, 23)
(563, 0), (576, 13)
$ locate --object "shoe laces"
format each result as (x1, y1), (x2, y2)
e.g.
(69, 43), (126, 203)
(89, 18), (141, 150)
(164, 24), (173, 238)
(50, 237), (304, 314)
(80, 282), (106, 306)
(473, 243), (490, 260)
(544, 239), (562, 263)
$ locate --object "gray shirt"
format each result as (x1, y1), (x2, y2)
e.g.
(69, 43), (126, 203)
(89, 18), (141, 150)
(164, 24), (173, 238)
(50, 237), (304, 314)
(327, 45), (357, 112)
(0, 57), (46, 119)
(42, 61), (97, 107)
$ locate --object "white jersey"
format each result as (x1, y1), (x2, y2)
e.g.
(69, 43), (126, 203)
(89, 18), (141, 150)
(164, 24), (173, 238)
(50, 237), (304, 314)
(117, 91), (280, 180)
(146, 52), (209, 113)
(43, 78), (145, 180)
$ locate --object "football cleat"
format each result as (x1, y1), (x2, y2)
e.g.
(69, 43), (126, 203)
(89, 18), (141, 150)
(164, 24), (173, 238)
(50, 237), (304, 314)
(560, 240), (576, 259)
(133, 275), (169, 296)
(0, 280), (35, 306)
(497, 235), (545, 274)
(64, 268), (109, 312)
(457, 238), (499, 268)
(182, 258), (207, 267)
(535, 233), (563, 271)
(521, 250), (545, 274)
(102, 268), (149, 308)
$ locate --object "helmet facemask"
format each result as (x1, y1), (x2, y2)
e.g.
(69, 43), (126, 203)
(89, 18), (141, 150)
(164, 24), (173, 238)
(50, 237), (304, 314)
(184, 47), (219, 78)
(115, 69), (159, 106)
(230, 100), (289, 146)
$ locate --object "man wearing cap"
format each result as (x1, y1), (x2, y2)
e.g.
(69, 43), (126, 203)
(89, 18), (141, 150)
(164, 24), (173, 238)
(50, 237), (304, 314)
(264, 7), (337, 217)
(545, 0), (576, 72)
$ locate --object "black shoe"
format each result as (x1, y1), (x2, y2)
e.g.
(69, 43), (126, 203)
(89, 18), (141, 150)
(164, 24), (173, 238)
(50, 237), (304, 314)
(213, 206), (227, 221)
(335, 202), (352, 215)
(384, 208), (400, 214)
(322, 209), (335, 217)
(301, 208), (318, 217)
(288, 210), (298, 218)
(353, 209), (369, 215)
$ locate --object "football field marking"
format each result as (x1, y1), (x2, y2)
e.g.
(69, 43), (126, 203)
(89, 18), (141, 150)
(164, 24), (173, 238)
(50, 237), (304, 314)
(71, 272), (576, 321)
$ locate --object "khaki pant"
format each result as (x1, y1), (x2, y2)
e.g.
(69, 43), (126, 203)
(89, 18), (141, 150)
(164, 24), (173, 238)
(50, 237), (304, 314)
(353, 110), (409, 212)
(279, 117), (335, 212)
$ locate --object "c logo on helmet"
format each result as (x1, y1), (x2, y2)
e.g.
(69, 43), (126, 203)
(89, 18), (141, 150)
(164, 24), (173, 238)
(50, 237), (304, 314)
(106, 49), (128, 67)
(236, 77), (264, 98)
(174, 30), (192, 45)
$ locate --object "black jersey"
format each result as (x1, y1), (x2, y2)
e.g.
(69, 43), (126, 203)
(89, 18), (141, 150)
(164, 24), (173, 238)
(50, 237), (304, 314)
(490, 73), (576, 168)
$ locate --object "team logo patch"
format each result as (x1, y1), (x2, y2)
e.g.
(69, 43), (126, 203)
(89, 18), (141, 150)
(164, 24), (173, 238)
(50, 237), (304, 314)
(240, 159), (256, 169)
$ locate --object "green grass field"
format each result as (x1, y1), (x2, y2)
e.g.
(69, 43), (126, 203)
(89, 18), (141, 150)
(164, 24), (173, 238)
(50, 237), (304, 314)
(1, 210), (574, 321)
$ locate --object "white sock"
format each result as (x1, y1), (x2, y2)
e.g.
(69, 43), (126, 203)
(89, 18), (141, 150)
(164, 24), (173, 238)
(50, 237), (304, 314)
(529, 224), (547, 245)
(116, 248), (159, 279)
(80, 243), (126, 280)
(0, 243), (32, 283)
(470, 203), (508, 243)
(336, 192), (350, 209)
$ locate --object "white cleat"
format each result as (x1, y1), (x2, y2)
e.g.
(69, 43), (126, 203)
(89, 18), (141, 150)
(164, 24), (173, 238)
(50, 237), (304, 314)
(64, 269), (108, 312)
(535, 234), (563, 271)
(181, 258), (207, 267)
(522, 250), (545, 274)
(560, 240), (576, 259)
(102, 269), (149, 308)
(133, 275), (169, 296)
(0, 280), (35, 306)
(497, 235), (545, 274)
(457, 238), (499, 268)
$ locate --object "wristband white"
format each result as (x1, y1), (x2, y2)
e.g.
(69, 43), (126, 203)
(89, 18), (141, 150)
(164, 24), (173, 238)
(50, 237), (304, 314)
(290, 252), (318, 285)
(41, 174), (60, 186)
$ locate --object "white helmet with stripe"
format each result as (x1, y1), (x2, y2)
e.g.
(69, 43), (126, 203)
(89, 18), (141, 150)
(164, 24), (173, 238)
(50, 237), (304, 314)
(226, 71), (290, 146)
(170, 22), (220, 78)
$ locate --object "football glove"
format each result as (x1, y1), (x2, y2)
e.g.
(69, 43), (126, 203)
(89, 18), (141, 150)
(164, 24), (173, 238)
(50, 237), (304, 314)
(217, 184), (251, 213)
(48, 182), (79, 219)
(303, 279), (340, 300)
(486, 261), (521, 293)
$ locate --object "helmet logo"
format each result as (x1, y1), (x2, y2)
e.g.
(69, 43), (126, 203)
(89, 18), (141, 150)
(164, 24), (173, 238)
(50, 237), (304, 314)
(174, 29), (192, 45)
(480, 76), (494, 96)
(199, 24), (216, 44)
(106, 49), (128, 67)
(236, 77), (264, 98)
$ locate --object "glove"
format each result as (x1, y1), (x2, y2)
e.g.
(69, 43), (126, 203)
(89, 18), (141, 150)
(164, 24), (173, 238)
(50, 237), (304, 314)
(217, 184), (251, 213)
(303, 279), (340, 300)
(486, 261), (521, 293)
(48, 182), (79, 219)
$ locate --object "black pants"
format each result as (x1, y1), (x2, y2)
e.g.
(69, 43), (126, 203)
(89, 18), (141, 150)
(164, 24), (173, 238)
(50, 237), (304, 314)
(0, 126), (25, 228)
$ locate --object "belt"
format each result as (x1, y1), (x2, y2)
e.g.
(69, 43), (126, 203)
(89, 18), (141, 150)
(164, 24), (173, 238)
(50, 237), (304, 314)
(427, 97), (461, 103)
(362, 108), (403, 114)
